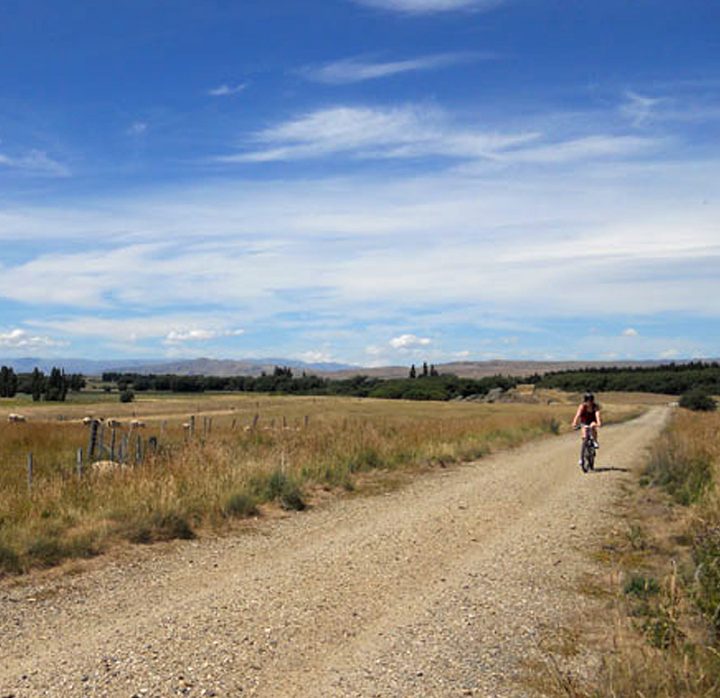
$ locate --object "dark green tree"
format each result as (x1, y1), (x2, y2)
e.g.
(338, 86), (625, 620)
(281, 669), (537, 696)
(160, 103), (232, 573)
(422, 362), (429, 377)
(409, 364), (417, 379)
(0, 366), (18, 398)
(44, 367), (68, 402)
(30, 368), (45, 402)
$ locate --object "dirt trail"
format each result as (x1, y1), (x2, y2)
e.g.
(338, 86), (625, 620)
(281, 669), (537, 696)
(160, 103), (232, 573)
(0, 408), (668, 697)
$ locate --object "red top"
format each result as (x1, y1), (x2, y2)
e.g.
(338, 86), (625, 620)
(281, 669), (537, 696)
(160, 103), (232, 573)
(579, 404), (598, 425)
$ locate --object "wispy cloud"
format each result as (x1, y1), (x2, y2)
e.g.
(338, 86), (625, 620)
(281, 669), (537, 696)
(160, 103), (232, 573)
(0, 150), (69, 177)
(301, 53), (485, 84)
(352, 0), (503, 14)
(208, 83), (247, 97)
(620, 91), (667, 126)
(217, 105), (539, 163)
(127, 121), (148, 136)
(217, 104), (664, 166)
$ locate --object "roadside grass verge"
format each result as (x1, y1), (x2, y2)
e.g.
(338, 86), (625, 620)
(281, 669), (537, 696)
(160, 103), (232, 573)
(2, 396), (627, 577)
(540, 407), (720, 697)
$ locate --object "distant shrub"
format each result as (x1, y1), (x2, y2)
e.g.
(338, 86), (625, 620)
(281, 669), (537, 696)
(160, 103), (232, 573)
(119, 389), (135, 403)
(679, 389), (717, 412)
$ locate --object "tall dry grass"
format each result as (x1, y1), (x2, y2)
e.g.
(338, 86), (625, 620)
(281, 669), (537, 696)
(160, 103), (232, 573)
(1, 396), (595, 575)
(567, 408), (720, 698)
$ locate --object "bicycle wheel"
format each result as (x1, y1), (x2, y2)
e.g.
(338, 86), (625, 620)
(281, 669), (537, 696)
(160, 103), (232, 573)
(580, 441), (589, 473)
(586, 442), (595, 471)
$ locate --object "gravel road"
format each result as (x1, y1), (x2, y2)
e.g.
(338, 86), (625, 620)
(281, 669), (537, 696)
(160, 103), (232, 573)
(0, 408), (667, 697)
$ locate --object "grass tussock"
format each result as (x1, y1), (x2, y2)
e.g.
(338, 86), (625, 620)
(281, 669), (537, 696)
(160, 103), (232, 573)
(0, 394), (639, 577)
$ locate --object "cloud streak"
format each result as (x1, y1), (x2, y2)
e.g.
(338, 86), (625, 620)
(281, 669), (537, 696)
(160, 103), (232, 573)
(301, 53), (486, 84)
(0, 150), (69, 177)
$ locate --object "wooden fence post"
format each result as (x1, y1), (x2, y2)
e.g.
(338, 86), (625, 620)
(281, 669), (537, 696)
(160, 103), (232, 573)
(88, 420), (99, 460)
(76, 448), (83, 478)
(27, 453), (33, 492)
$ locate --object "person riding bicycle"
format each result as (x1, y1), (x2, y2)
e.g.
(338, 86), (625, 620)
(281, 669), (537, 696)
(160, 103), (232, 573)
(572, 392), (601, 465)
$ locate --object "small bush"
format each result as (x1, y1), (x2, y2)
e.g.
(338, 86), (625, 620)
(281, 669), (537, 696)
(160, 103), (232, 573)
(127, 512), (195, 544)
(26, 536), (67, 568)
(252, 470), (306, 511)
(119, 389), (135, 403)
(679, 389), (717, 412)
(224, 493), (258, 518)
(0, 543), (22, 575)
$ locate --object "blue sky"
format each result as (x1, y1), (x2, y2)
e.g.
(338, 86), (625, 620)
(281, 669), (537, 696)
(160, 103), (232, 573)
(1, 0), (719, 365)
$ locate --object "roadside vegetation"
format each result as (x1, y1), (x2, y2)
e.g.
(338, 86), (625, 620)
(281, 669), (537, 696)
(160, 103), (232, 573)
(0, 394), (605, 577)
(544, 405), (720, 696)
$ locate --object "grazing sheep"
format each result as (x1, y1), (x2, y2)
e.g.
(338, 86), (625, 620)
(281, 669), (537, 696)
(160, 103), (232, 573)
(129, 419), (145, 428)
(7, 413), (27, 423)
(106, 419), (122, 428)
(90, 460), (128, 475)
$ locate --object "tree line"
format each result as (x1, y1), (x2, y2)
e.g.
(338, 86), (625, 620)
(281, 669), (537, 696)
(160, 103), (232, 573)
(533, 361), (720, 395)
(0, 366), (85, 401)
(101, 366), (518, 401)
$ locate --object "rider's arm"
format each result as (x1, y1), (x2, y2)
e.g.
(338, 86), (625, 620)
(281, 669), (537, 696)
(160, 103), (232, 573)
(572, 404), (582, 427)
(595, 410), (602, 427)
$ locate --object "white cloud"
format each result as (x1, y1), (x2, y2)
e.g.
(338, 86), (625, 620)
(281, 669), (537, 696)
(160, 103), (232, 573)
(622, 328), (639, 337)
(390, 334), (432, 349)
(301, 53), (484, 84)
(208, 83), (247, 96)
(0, 150), (69, 177)
(352, 0), (502, 14)
(164, 328), (244, 344)
(218, 105), (539, 163)
(0, 328), (66, 350)
(298, 350), (335, 364)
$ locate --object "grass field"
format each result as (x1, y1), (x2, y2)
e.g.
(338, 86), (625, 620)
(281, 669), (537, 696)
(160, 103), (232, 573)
(0, 392), (643, 577)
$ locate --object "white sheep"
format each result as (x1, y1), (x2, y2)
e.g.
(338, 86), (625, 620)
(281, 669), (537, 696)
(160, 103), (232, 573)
(106, 419), (122, 428)
(7, 413), (27, 423)
(129, 419), (145, 428)
(90, 460), (128, 475)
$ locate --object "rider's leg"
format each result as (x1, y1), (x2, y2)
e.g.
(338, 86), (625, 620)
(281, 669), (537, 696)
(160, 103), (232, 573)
(592, 425), (599, 448)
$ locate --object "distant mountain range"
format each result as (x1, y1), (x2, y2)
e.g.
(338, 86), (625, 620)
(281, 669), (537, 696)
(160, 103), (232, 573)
(0, 356), (709, 379)
(0, 357), (357, 377)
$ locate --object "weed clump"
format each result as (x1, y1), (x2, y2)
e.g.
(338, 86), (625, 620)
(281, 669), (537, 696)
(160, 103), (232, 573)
(0, 543), (22, 575)
(126, 512), (195, 544)
(223, 493), (258, 519)
(252, 470), (306, 511)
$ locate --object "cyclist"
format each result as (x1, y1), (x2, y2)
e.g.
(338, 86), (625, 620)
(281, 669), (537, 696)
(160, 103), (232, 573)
(572, 392), (601, 465)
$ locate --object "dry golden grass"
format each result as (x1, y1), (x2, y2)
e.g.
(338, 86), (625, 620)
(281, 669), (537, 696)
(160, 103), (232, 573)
(537, 408), (720, 698)
(0, 393), (644, 576)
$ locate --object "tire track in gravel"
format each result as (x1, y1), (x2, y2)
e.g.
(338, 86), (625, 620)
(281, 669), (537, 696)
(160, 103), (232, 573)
(0, 408), (668, 697)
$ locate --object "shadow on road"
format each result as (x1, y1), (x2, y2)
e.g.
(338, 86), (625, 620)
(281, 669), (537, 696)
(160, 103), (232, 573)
(590, 466), (630, 473)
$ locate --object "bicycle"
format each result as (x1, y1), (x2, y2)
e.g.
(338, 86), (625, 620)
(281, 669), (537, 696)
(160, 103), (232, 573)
(575, 425), (597, 473)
